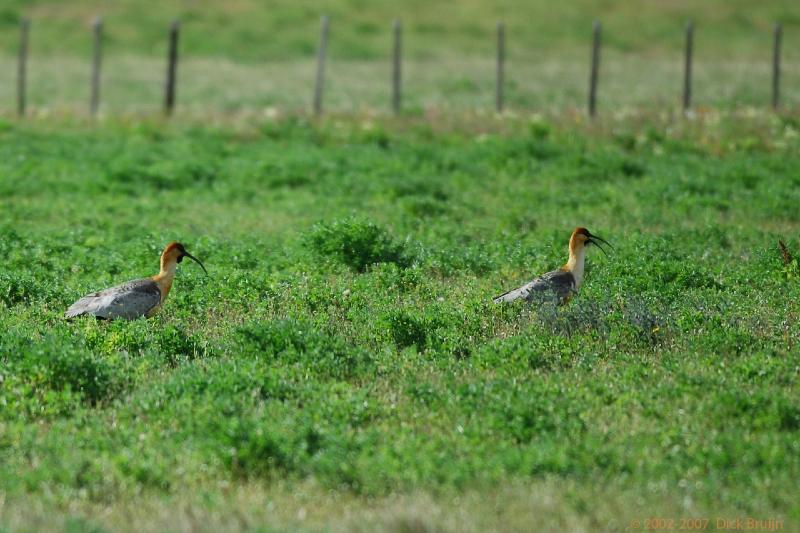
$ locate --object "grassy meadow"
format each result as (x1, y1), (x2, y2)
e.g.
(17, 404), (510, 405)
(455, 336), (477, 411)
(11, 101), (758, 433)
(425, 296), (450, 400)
(0, 111), (799, 531)
(1, 1), (800, 531)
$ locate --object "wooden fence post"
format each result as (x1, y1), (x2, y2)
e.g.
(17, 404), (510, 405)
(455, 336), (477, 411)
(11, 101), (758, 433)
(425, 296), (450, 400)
(17, 18), (30, 117)
(313, 15), (329, 116)
(90, 17), (103, 116)
(392, 19), (402, 114)
(772, 23), (782, 110)
(164, 20), (180, 116)
(496, 21), (505, 113)
(588, 21), (600, 118)
(683, 21), (694, 115)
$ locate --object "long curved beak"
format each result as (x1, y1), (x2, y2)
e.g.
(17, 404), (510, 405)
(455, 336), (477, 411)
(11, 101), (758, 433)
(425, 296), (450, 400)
(184, 252), (209, 275)
(587, 233), (613, 256)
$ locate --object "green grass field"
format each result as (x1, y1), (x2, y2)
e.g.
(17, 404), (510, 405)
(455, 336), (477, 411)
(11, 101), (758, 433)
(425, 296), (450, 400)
(1, 111), (799, 531)
(1, 1), (800, 531)
(2, 0), (798, 60)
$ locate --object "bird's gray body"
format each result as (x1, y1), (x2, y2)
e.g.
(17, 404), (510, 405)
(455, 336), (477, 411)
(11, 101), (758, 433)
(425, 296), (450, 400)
(493, 270), (576, 305)
(65, 278), (162, 320)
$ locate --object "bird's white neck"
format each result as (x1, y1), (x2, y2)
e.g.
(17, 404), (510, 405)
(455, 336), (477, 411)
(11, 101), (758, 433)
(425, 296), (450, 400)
(158, 260), (177, 279)
(153, 260), (178, 302)
(564, 246), (586, 289)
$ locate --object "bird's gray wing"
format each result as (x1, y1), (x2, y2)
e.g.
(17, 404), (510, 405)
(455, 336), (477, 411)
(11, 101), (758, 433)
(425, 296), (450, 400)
(65, 278), (161, 320)
(493, 270), (576, 304)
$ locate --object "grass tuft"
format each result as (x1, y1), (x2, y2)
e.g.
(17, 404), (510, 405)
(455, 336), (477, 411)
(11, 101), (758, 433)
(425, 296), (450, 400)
(307, 218), (414, 272)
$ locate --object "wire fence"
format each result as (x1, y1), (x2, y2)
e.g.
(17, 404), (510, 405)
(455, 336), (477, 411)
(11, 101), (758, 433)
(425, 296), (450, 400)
(5, 16), (797, 118)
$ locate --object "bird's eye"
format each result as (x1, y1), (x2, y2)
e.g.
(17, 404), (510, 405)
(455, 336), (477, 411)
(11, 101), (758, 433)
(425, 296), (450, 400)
(177, 255), (184, 263)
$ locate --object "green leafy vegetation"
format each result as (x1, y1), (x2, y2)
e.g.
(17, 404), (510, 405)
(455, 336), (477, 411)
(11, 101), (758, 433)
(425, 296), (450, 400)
(0, 113), (799, 530)
(307, 218), (414, 272)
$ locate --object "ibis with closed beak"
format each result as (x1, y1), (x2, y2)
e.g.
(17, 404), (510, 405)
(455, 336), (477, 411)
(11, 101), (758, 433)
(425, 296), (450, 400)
(65, 241), (207, 320)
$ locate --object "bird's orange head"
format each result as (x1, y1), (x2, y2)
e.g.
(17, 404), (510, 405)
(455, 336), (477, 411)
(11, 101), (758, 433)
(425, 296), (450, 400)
(569, 227), (612, 255)
(161, 242), (208, 274)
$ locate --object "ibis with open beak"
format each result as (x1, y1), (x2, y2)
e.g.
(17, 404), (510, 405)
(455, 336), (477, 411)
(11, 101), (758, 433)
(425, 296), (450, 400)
(493, 227), (611, 305)
(65, 242), (207, 320)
